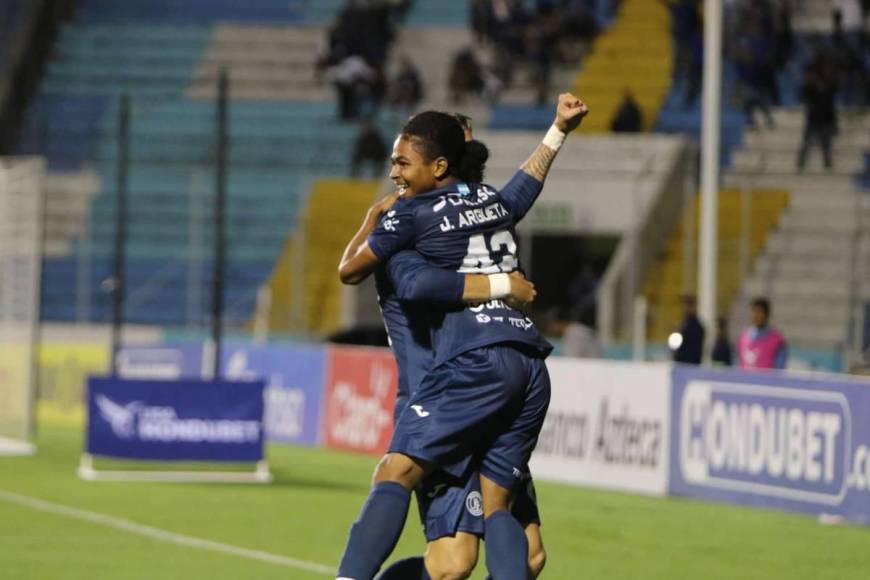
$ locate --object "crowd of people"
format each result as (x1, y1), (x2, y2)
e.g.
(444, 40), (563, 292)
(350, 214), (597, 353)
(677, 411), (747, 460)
(452, 0), (601, 104)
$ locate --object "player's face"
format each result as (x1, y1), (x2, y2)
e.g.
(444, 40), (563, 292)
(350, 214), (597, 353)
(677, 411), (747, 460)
(751, 305), (768, 327)
(389, 136), (444, 197)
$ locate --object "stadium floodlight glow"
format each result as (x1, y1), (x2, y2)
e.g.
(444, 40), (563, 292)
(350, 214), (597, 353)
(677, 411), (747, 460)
(668, 332), (684, 351)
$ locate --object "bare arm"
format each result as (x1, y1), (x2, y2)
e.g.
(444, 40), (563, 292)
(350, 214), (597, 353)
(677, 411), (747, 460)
(520, 92), (588, 182)
(520, 142), (560, 182)
(462, 271), (536, 306)
(338, 193), (398, 285)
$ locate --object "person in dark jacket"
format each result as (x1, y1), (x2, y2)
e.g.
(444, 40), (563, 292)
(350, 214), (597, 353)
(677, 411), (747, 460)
(610, 90), (643, 132)
(673, 294), (705, 364)
(711, 316), (733, 366)
(797, 51), (838, 170)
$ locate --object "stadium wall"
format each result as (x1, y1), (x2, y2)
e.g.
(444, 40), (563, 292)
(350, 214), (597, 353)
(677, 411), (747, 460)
(39, 340), (870, 525)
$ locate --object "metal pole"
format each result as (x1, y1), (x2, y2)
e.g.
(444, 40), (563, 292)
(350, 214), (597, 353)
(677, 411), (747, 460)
(211, 69), (229, 380)
(698, 0), (723, 344)
(110, 94), (130, 376)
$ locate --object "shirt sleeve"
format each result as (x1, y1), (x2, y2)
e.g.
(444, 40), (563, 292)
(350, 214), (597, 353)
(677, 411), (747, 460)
(496, 171), (544, 223)
(387, 250), (465, 303)
(774, 342), (788, 369)
(366, 202), (416, 262)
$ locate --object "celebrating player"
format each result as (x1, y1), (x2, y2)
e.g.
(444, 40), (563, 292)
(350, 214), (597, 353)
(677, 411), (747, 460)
(337, 93), (588, 580)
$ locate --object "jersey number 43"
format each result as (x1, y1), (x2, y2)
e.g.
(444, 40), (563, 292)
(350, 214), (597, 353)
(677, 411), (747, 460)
(459, 230), (518, 274)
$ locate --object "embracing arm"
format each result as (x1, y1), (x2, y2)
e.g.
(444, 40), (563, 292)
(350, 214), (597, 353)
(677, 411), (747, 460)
(338, 193), (399, 285)
(388, 250), (536, 306)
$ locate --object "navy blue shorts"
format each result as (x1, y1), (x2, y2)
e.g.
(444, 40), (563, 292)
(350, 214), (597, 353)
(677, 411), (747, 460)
(391, 344), (551, 491)
(416, 470), (542, 542)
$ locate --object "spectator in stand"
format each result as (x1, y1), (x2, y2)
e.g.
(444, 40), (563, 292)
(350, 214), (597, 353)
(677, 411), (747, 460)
(797, 50), (838, 170)
(830, 8), (868, 105)
(712, 316), (733, 366)
(734, 17), (776, 129)
(525, 5), (560, 104)
(610, 89), (643, 132)
(470, 0), (496, 42)
(350, 119), (388, 178)
(661, 0), (701, 82)
(388, 55), (423, 110)
(448, 48), (485, 103)
(684, 32), (703, 107)
(737, 297), (787, 370)
(330, 54), (378, 119)
(672, 294), (705, 365)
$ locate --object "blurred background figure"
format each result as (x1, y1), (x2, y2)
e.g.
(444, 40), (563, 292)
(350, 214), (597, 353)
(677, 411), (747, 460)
(610, 89), (643, 132)
(387, 55), (424, 111)
(350, 119), (388, 178)
(448, 47), (486, 103)
(672, 294), (705, 365)
(711, 316), (733, 366)
(547, 306), (602, 358)
(737, 297), (788, 370)
(796, 49), (838, 170)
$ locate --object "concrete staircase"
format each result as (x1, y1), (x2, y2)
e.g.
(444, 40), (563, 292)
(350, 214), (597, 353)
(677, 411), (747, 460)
(725, 108), (870, 351)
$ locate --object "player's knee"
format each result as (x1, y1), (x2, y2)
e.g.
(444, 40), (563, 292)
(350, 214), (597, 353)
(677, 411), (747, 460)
(528, 546), (547, 578)
(373, 452), (426, 489)
(425, 544), (477, 580)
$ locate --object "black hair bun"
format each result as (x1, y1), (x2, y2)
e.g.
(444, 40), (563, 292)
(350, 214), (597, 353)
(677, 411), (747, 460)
(458, 139), (489, 183)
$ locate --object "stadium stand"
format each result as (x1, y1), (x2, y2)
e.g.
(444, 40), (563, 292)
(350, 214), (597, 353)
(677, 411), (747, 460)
(265, 179), (381, 335)
(568, 0), (672, 133)
(644, 189), (790, 342)
(20, 0), (403, 328)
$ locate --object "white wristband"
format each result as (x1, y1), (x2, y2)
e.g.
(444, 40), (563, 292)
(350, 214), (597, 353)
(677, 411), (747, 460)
(488, 273), (511, 299)
(542, 124), (567, 151)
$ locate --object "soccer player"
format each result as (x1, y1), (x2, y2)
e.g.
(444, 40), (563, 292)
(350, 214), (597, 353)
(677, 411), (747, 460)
(366, 248), (544, 580)
(371, 115), (547, 580)
(337, 93), (587, 580)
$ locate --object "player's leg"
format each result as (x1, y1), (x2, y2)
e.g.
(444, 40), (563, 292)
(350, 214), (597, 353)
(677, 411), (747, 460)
(378, 469), (484, 580)
(524, 523), (546, 578)
(478, 349), (551, 580)
(337, 453), (429, 580)
(377, 534), (478, 580)
(513, 476), (546, 578)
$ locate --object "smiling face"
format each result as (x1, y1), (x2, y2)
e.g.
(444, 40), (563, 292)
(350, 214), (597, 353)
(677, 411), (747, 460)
(389, 135), (449, 197)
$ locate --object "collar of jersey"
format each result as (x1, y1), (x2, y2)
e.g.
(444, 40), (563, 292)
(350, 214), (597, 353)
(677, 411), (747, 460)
(410, 182), (471, 200)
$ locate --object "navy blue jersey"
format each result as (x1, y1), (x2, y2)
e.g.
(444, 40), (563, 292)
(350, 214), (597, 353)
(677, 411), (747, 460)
(368, 178), (553, 366)
(374, 250), (465, 418)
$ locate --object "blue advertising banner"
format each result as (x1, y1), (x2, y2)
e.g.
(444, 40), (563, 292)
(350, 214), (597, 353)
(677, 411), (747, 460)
(670, 366), (870, 525)
(221, 342), (326, 446)
(116, 343), (204, 379)
(87, 377), (265, 462)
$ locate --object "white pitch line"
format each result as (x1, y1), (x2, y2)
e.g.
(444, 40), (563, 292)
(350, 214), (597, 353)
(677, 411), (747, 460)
(0, 488), (335, 576)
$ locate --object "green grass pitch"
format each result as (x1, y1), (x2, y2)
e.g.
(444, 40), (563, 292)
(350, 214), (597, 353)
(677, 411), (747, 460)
(1, 420), (869, 579)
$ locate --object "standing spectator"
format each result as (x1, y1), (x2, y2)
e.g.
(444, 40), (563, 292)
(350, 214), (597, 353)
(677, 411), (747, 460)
(796, 51), (838, 170)
(470, 0), (495, 42)
(737, 297), (788, 370)
(712, 316), (733, 366)
(661, 0), (701, 82)
(330, 54), (377, 119)
(388, 55), (423, 110)
(610, 89), (643, 132)
(735, 18), (777, 128)
(350, 120), (388, 178)
(672, 294), (705, 365)
(448, 48), (485, 103)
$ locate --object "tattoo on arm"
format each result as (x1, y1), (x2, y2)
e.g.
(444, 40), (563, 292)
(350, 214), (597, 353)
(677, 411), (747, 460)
(521, 143), (559, 182)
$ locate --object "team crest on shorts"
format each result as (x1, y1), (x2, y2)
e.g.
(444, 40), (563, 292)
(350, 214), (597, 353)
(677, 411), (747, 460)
(465, 491), (483, 517)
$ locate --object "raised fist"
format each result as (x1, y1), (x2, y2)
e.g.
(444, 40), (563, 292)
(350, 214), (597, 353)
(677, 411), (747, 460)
(554, 93), (589, 134)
